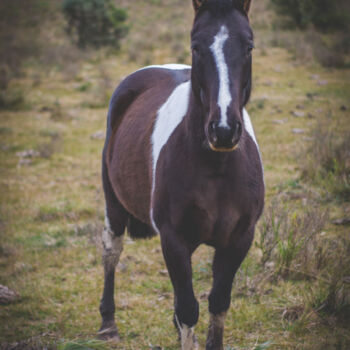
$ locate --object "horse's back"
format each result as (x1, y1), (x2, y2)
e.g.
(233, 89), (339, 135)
(104, 65), (191, 224)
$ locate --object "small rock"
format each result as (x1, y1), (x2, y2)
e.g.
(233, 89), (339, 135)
(18, 158), (32, 166)
(318, 80), (328, 86)
(272, 119), (286, 125)
(291, 111), (305, 118)
(90, 131), (105, 140)
(340, 105), (347, 111)
(159, 269), (168, 276)
(292, 128), (305, 134)
(262, 80), (273, 86)
(310, 74), (320, 80)
(306, 92), (316, 100)
(16, 149), (40, 158)
(0, 285), (20, 305)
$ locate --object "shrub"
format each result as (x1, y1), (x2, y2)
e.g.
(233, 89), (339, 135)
(299, 121), (350, 201)
(0, 0), (52, 90)
(62, 0), (128, 49)
(270, 0), (350, 32)
(256, 200), (328, 279)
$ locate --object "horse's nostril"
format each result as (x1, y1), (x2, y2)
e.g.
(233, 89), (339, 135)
(209, 121), (217, 133)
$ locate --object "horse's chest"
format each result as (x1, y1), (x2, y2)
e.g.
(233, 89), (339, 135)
(169, 178), (252, 247)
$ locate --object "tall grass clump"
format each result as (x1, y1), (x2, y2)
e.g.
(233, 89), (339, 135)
(256, 200), (328, 279)
(62, 0), (128, 49)
(257, 200), (350, 322)
(299, 121), (350, 201)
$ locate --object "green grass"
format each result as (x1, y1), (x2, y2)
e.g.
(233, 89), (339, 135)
(1, 0), (350, 349)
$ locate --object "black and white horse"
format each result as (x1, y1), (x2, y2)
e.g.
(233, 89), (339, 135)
(98, 1), (264, 349)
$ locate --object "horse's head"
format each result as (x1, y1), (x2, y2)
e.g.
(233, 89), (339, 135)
(191, 0), (253, 152)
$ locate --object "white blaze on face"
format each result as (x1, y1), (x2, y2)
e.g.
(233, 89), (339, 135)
(210, 25), (231, 129)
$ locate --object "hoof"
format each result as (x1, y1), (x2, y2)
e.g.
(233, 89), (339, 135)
(98, 323), (120, 342)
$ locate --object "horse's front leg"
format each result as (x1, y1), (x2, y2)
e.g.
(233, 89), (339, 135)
(160, 229), (199, 350)
(206, 230), (254, 350)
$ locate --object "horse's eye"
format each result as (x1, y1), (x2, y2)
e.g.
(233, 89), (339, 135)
(246, 44), (254, 57)
(191, 44), (201, 56)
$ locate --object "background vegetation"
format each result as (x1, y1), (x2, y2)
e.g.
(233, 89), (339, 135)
(0, 0), (349, 349)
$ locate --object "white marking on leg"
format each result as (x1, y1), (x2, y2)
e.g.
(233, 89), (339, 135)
(102, 209), (124, 269)
(210, 26), (231, 129)
(150, 82), (191, 233)
(175, 315), (198, 350)
(206, 312), (227, 348)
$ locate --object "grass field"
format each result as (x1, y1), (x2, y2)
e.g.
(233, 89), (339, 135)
(0, 1), (349, 349)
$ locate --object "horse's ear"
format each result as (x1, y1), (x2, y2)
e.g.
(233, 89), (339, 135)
(242, 0), (252, 14)
(192, 0), (206, 13)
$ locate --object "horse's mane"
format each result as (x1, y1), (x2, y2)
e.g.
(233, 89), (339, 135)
(201, 0), (245, 16)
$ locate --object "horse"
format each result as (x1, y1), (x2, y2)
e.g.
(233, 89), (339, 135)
(98, 0), (264, 349)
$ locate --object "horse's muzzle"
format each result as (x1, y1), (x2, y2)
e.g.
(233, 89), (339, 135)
(207, 120), (242, 152)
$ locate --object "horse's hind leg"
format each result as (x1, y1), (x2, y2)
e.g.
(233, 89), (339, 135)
(206, 230), (254, 350)
(98, 162), (128, 341)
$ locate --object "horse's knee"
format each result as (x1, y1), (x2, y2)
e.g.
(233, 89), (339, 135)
(175, 295), (199, 328)
(208, 290), (231, 315)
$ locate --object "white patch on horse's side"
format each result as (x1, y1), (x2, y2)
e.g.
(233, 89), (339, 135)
(102, 209), (124, 270)
(137, 64), (191, 72)
(150, 81), (191, 233)
(175, 315), (198, 350)
(243, 109), (258, 148)
(243, 109), (265, 181)
(210, 26), (231, 128)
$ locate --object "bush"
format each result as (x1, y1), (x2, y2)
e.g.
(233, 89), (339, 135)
(62, 0), (128, 49)
(270, 0), (350, 32)
(256, 200), (328, 279)
(299, 121), (350, 201)
(0, 0), (52, 90)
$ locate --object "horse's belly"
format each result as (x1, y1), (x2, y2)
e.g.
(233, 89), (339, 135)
(107, 117), (153, 224)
